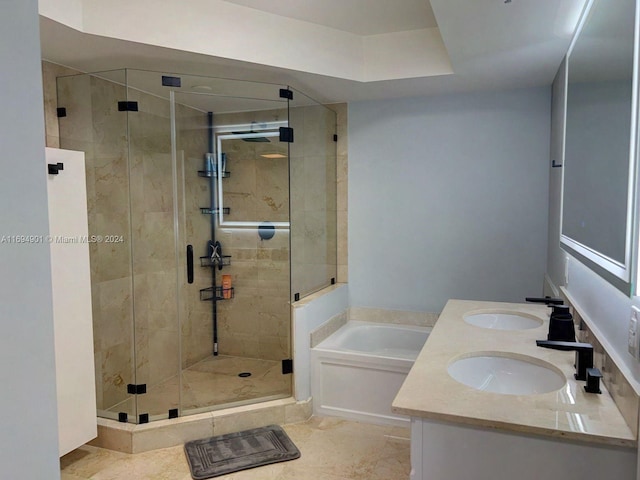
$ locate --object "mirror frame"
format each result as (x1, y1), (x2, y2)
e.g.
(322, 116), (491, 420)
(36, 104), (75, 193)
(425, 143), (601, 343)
(214, 121), (290, 229)
(560, 0), (640, 294)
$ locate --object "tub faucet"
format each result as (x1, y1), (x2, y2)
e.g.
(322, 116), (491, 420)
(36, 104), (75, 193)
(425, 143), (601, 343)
(536, 340), (593, 380)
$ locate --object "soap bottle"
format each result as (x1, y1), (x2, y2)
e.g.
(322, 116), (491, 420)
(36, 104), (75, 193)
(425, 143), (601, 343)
(219, 153), (227, 176)
(203, 153), (214, 174)
(221, 274), (232, 299)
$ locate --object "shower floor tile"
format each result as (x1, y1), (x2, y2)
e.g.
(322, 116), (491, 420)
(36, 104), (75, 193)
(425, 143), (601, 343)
(61, 416), (411, 480)
(182, 355), (289, 410)
(106, 355), (290, 420)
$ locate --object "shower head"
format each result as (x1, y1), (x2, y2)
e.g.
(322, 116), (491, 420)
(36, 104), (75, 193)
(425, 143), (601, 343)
(232, 121), (271, 142)
(231, 133), (271, 143)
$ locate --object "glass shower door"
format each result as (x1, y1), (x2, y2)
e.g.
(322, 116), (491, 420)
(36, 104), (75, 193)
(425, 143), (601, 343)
(288, 89), (338, 301)
(57, 70), (141, 423)
(172, 87), (293, 415)
(125, 75), (182, 422)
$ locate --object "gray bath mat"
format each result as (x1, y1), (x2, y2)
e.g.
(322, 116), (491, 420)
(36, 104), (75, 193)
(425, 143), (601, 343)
(184, 425), (301, 479)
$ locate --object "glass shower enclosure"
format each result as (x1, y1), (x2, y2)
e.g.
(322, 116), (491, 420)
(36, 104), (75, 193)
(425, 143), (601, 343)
(56, 69), (337, 424)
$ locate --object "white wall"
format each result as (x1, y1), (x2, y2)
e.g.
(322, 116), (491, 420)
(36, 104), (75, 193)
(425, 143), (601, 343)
(348, 89), (551, 313)
(0, 1), (60, 477)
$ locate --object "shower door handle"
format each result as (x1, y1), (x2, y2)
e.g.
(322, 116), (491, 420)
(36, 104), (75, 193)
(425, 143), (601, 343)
(187, 245), (194, 284)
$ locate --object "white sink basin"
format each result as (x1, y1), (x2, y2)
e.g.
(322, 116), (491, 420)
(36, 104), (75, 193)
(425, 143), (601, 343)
(447, 353), (566, 395)
(464, 311), (542, 330)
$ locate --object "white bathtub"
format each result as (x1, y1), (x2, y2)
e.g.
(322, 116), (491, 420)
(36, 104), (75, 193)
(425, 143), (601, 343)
(311, 321), (431, 426)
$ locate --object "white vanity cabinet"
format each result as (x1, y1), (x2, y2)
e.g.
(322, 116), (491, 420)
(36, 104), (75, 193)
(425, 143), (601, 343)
(410, 417), (636, 480)
(45, 148), (97, 456)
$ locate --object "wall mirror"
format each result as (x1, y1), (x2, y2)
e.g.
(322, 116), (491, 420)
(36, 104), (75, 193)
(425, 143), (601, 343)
(561, 0), (638, 294)
(215, 122), (290, 229)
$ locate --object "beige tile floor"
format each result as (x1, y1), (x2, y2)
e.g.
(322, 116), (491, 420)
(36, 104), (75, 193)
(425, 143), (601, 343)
(60, 416), (411, 480)
(107, 356), (290, 419)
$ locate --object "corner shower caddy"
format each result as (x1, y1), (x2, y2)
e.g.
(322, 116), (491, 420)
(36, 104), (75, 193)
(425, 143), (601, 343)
(197, 165), (234, 302)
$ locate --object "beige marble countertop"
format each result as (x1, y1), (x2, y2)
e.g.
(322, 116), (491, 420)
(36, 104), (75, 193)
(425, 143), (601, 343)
(392, 299), (636, 447)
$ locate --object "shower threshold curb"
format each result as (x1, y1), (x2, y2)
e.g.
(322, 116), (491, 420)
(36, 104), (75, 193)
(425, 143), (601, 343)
(88, 397), (311, 454)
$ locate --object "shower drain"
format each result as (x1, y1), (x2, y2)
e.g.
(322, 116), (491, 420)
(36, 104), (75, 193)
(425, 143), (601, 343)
(238, 372), (252, 378)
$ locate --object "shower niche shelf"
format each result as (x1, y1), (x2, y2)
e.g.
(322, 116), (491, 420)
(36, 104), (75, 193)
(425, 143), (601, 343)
(199, 255), (231, 268)
(200, 207), (230, 215)
(198, 170), (230, 179)
(199, 286), (235, 301)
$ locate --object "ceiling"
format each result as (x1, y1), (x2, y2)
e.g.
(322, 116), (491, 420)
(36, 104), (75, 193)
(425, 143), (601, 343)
(39, 0), (588, 104)
(221, 0), (438, 35)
